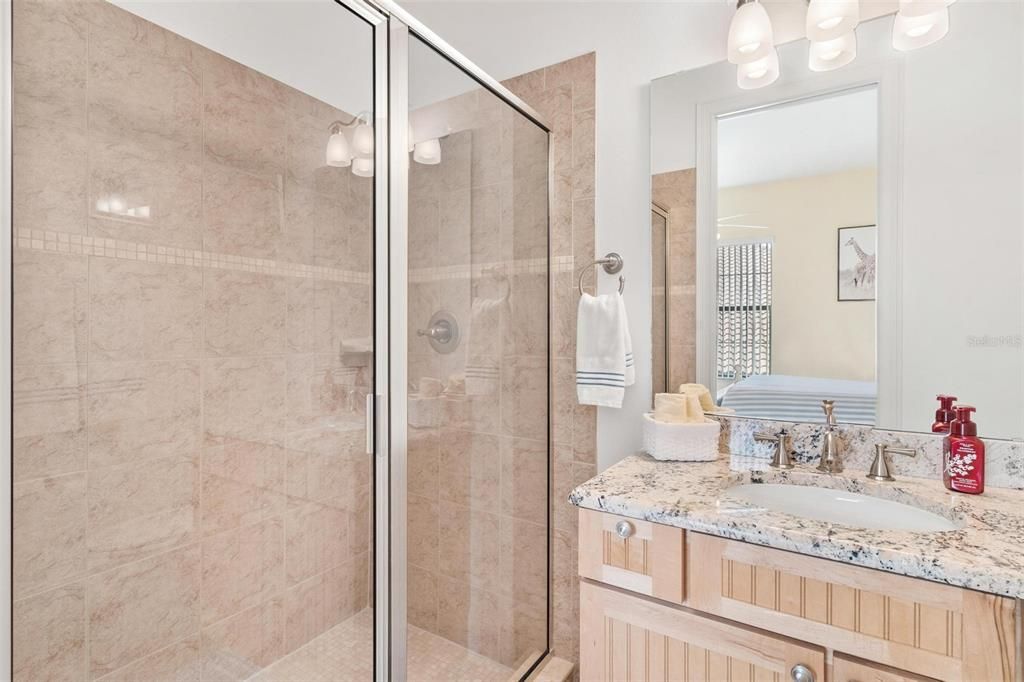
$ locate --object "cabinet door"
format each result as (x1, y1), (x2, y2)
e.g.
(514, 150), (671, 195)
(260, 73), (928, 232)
(579, 509), (686, 604)
(833, 655), (937, 682)
(581, 580), (825, 682)
(687, 533), (1018, 681)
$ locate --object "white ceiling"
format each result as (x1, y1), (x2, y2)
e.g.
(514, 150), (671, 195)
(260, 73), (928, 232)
(717, 87), (878, 188)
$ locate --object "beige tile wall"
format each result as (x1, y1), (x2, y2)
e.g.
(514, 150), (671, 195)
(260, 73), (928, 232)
(503, 52), (598, 672)
(403, 52), (597, 673)
(12, 2), (372, 679)
(404, 84), (550, 668)
(652, 169), (698, 391)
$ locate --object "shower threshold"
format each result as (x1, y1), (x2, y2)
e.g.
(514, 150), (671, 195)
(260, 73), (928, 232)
(247, 609), (514, 681)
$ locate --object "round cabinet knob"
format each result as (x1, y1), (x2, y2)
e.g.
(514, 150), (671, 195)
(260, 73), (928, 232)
(614, 520), (634, 539)
(790, 664), (815, 682)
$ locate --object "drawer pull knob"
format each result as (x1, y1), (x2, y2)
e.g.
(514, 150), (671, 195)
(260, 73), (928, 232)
(614, 520), (635, 538)
(790, 664), (815, 682)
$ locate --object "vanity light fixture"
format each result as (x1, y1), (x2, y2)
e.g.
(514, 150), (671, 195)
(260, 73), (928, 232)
(727, 0), (774, 65)
(412, 138), (442, 165)
(737, 48), (780, 89)
(808, 31), (857, 71)
(806, 0), (859, 42)
(892, 0), (953, 51)
(324, 111), (373, 175)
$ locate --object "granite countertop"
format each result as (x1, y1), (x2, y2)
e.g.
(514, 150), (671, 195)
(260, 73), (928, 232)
(569, 454), (1024, 599)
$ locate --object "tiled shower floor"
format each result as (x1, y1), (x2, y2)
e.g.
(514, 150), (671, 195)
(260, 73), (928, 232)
(248, 609), (514, 682)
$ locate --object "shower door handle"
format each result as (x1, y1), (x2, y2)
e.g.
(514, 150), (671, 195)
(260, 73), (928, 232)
(365, 393), (376, 455)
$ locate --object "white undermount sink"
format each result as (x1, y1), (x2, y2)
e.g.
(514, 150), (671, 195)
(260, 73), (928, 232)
(725, 483), (960, 532)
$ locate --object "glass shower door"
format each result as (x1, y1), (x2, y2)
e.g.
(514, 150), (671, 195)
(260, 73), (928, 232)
(394, 25), (552, 681)
(10, 1), (380, 679)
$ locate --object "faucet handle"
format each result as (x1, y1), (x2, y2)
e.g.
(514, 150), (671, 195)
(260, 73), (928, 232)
(822, 399), (836, 426)
(754, 431), (795, 469)
(867, 443), (918, 482)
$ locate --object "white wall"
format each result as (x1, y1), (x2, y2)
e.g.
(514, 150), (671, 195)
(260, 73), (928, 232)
(654, 2), (1024, 440)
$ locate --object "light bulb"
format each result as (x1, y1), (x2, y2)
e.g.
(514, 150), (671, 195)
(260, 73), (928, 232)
(352, 157), (374, 178)
(413, 139), (442, 165)
(727, 1), (774, 65)
(325, 131), (351, 167)
(806, 0), (859, 42)
(353, 122), (374, 157)
(892, 5), (948, 50)
(809, 32), (857, 71)
(737, 48), (779, 89)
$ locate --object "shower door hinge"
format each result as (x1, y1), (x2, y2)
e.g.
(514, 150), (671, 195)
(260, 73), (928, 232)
(365, 393), (377, 455)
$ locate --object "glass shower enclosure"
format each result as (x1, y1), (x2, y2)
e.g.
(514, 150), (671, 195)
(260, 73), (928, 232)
(6, 0), (551, 679)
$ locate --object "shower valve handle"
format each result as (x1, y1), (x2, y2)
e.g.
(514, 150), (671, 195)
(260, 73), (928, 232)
(416, 320), (453, 343)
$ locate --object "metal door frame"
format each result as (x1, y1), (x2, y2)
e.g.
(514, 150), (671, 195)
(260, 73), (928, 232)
(335, 1), (552, 679)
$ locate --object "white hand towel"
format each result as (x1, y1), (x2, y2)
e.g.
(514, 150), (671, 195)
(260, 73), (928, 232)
(618, 293), (635, 386)
(577, 293), (626, 407)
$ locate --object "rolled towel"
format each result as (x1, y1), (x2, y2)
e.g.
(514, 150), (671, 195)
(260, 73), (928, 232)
(654, 392), (705, 424)
(677, 383), (715, 412)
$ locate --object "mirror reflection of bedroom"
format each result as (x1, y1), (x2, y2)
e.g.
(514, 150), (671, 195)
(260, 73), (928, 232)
(714, 87), (878, 424)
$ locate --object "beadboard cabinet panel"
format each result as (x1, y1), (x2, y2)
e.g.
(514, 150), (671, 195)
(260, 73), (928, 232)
(579, 509), (685, 604)
(580, 581), (825, 682)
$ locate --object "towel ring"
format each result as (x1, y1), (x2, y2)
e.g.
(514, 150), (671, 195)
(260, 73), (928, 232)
(578, 252), (625, 296)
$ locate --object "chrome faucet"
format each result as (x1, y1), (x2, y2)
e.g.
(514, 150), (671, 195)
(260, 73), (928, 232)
(817, 400), (844, 474)
(866, 443), (918, 481)
(753, 431), (794, 469)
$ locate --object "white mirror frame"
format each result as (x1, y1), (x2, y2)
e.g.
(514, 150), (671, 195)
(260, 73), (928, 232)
(694, 60), (904, 428)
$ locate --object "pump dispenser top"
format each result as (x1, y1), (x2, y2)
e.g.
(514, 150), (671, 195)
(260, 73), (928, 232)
(932, 394), (957, 433)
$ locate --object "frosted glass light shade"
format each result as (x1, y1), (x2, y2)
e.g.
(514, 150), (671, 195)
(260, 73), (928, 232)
(737, 48), (780, 89)
(413, 139), (442, 165)
(727, 1), (774, 65)
(806, 0), (859, 41)
(897, 0), (954, 18)
(325, 132), (352, 167)
(809, 32), (857, 71)
(893, 6), (948, 51)
(353, 123), (374, 156)
(352, 157), (374, 178)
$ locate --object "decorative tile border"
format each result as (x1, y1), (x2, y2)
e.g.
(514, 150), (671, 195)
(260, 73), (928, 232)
(712, 413), (1024, 490)
(16, 228), (574, 286)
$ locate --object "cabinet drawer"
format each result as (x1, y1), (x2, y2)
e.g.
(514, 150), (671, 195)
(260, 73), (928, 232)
(581, 580), (826, 682)
(579, 509), (685, 604)
(833, 655), (937, 682)
(687, 533), (1018, 681)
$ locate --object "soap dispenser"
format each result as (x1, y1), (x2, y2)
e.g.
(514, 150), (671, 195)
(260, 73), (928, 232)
(944, 405), (985, 495)
(932, 394), (957, 433)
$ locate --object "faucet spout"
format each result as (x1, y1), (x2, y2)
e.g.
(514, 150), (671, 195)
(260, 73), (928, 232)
(817, 399), (844, 474)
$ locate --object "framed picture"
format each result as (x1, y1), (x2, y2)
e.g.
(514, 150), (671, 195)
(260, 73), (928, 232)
(837, 225), (876, 302)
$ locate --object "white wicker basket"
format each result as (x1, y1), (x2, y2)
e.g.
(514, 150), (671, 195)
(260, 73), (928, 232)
(641, 413), (721, 462)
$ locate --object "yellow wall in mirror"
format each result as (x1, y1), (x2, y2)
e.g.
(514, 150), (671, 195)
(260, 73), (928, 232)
(718, 167), (877, 383)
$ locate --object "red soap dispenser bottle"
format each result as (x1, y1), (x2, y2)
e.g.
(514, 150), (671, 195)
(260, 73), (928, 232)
(944, 405), (985, 495)
(932, 394), (957, 433)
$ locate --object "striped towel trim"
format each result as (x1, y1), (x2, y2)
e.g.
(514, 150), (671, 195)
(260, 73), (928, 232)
(577, 371), (625, 387)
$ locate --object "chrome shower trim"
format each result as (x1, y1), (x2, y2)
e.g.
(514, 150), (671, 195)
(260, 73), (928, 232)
(1, 0), (12, 675)
(362, 0), (553, 134)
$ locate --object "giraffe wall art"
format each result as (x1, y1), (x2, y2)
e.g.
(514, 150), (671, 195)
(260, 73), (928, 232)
(837, 224), (877, 301)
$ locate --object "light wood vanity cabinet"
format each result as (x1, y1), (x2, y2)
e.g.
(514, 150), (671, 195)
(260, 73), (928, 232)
(578, 509), (1021, 682)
